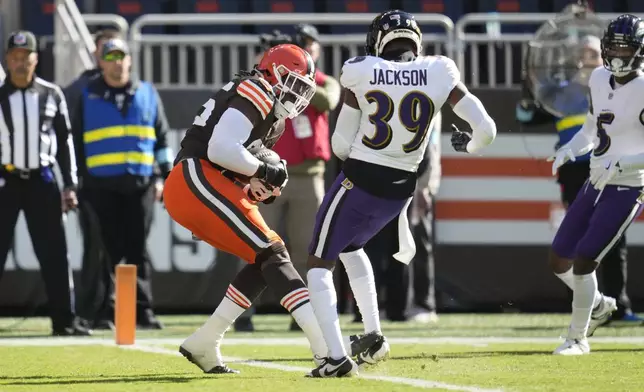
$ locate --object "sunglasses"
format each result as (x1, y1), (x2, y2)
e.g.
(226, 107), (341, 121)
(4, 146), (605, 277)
(103, 51), (127, 62)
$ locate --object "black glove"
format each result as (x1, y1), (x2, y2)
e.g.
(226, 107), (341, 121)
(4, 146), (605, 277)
(450, 124), (472, 153)
(262, 195), (277, 204)
(253, 159), (288, 189)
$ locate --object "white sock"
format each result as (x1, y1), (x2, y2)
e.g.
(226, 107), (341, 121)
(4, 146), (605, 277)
(569, 273), (597, 339)
(339, 249), (381, 334)
(307, 268), (347, 359)
(555, 268), (574, 290)
(557, 268), (603, 309)
(187, 289), (246, 346)
(280, 287), (328, 358)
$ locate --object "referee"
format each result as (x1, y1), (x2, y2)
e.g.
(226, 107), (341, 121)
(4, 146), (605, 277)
(0, 31), (91, 336)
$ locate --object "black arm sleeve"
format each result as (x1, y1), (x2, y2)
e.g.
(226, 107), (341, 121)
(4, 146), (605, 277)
(152, 87), (172, 177)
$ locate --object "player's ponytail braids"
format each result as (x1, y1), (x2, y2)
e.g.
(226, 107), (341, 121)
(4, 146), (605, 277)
(254, 65), (273, 81)
(235, 69), (262, 78)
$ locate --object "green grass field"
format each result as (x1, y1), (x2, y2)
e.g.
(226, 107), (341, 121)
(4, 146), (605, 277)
(1, 314), (643, 391)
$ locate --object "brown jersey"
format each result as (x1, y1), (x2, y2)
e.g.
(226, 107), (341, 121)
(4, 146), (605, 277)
(175, 75), (286, 168)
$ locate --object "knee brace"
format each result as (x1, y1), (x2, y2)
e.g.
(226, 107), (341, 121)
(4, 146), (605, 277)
(256, 242), (308, 312)
(255, 242), (290, 268)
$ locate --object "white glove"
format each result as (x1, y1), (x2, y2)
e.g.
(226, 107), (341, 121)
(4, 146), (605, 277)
(590, 160), (622, 191)
(244, 178), (281, 202)
(547, 147), (576, 176)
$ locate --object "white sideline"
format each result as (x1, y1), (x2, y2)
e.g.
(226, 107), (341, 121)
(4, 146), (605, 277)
(138, 336), (644, 346)
(2, 336), (644, 346)
(0, 336), (504, 392)
(6, 336), (644, 391)
(119, 343), (504, 392)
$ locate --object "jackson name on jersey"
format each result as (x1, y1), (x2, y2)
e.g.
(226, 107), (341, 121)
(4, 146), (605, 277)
(588, 66), (644, 187)
(341, 54), (460, 173)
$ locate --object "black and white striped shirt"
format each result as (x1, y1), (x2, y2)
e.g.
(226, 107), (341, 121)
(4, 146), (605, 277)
(0, 76), (77, 188)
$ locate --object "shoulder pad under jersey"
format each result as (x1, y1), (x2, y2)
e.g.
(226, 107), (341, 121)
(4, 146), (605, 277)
(340, 55), (381, 90)
(588, 65), (608, 88)
(236, 78), (275, 120)
(432, 55), (461, 90)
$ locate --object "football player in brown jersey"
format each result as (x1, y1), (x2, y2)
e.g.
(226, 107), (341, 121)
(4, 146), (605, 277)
(163, 44), (335, 374)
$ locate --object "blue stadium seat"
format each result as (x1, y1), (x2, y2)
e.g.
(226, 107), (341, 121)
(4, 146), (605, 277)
(554, 0), (614, 13)
(326, 0), (392, 34)
(98, 0), (163, 33)
(590, 0), (616, 12)
(22, 0), (85, 36)
(516, 1), (538, 12)
(401, 0), (464, 31)
(627, 0), (644, 12)
(552, 0), (571, 12)
(251, 0), (316, 34)
(478, 0), (539, 33)
(478, 0), (536, 12)
(177, 0), (242, 34)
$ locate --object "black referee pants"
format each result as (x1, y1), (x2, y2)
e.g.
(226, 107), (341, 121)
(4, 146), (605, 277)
(558, 161), (632, 318)
(82, 183), (156, 321)
(0, 170), (76, 329)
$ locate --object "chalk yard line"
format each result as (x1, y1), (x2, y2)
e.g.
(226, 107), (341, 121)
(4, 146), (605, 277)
(121, 343), (504, 392)
(0, 336), (504, 392)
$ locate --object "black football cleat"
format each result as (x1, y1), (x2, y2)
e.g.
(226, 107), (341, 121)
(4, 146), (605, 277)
(348, 331), (382, 357)
(356, 334), (390, 366)
(179, 346), (240, 374)
(307, 356), (358, 378)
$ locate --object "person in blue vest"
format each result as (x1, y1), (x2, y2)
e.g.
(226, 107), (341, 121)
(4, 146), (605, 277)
(71, 38), (173, 329)
(517, 35), (640, 323)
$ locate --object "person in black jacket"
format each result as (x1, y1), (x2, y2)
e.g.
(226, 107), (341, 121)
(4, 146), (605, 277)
(65, 29), (121, 116)
(0, 31), (90, 336)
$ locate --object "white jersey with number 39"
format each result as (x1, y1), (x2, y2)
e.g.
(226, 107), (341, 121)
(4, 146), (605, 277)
(588, 67), (644, 187)
(340, 55), (460, 172)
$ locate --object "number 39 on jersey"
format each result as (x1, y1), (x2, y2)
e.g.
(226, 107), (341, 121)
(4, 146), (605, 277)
(340, 55), (460, 172)
(362, 89), (435, 153)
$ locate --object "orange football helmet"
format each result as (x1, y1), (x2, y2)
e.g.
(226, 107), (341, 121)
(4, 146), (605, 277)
(256, 43), (317, 119)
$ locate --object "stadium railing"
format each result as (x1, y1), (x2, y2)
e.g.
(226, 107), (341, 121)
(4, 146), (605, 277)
(44, 12), (638, 88)
(54, 0), (95, 86)
(40, 10), (128, 85)
(53, 0), (130, 86)
(455, 12), (635, 87)
(128, 13), (454, 89)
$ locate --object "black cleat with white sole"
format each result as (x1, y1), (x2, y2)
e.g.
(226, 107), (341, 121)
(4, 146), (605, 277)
(348, 331), (382, 357)
(179, 346), (240, 374)
(307, 356), (358, 378)
(356, 334), (390, 365)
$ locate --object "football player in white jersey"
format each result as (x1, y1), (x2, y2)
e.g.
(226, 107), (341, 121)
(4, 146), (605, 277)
(305, 9), (496, 377)
(549, 14), (644, 355)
